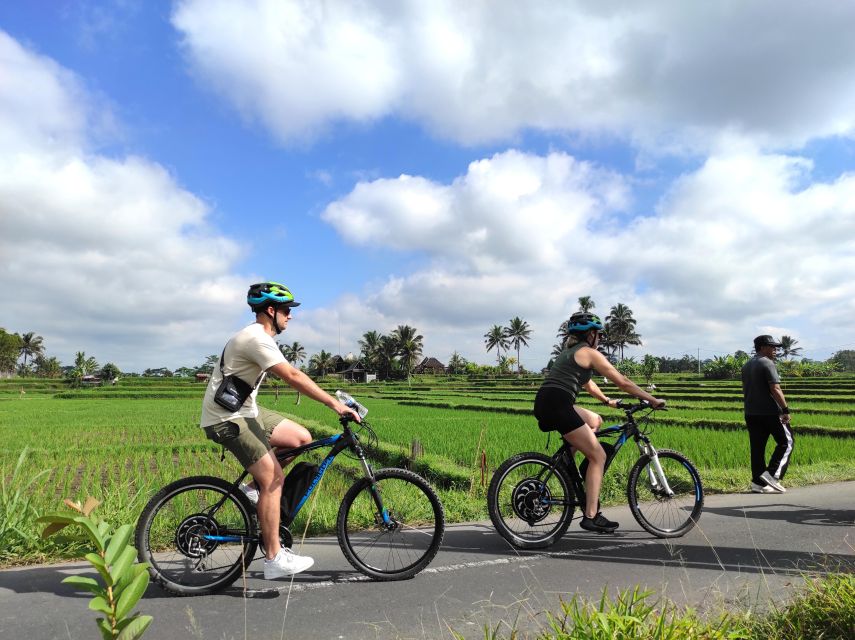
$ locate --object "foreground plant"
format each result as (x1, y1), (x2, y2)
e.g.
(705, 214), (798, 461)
(36, 497), (152, 640)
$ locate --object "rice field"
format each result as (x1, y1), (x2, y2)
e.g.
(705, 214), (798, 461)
(2, 374), (854, 565)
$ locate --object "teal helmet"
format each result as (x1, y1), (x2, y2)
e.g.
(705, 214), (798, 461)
(247, 282), (300, 312)
(568, 311), (604, 334)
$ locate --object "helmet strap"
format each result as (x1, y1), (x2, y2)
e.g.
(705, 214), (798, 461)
(265, 306), (283, 335)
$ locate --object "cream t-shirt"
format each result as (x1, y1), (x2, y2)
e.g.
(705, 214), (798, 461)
(199, 323), (287, 427)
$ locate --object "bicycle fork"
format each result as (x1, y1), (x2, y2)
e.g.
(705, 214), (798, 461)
(357, 451), (395, 529)
(638, 441), (675, 497)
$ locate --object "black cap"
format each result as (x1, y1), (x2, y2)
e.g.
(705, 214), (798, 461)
(753, 335), (782, 348)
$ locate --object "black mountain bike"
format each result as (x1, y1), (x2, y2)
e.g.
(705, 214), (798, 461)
(135, 393), (445, 596)
(487, 400), (703, 549)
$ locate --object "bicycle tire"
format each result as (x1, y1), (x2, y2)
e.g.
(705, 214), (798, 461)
(337, 468), (444, 580)
(627, 449), (704, 538)
(135, 476), (258, 596)
(487, 452), (575, 549)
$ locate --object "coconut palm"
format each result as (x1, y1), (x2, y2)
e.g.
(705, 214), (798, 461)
(280, 341), (306, 367)
(578, 296), (596, 312)
(392, 325), (424, 383)
(376, 335), (399, 380)
(19, 332), (44, 368)
(447, 351), (467, 375)
(308, 350), (335, 378)
(484, 324), (510, 365)
(779, 335), (803, 359)
(505, 317), (531, 375)
(358, 330), (382, 372)
(605, 303), (642, 361)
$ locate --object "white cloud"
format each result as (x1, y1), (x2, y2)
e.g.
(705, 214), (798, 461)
(0, 31), (251, 372)
(294, 147), (855, 369)
(172, 0), (855, 149)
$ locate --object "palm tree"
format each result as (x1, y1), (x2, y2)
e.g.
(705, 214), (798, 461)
(447, 351), (467, 375)
(358, 330), (382, 372)
(280, 341), (306, 367)
(19, 332), (44, 368)
(484, 324), (510, 365)
(779, 335), (803, 359)
(376, 335), (399, 380)
(505, 317), (532, 375)
(308, 350), (335, 378)
(34, 355), (62, 378)
(605, 303), (642, 361)
(578, 296), (596, 312)
(392, 325), (424, 383)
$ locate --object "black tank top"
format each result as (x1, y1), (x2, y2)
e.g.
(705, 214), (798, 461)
(540, 341), (593, 401)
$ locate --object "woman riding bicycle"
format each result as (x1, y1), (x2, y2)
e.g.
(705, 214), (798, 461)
(534, 311), (665, 533)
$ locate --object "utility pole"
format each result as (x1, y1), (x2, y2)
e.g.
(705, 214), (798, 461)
(697, 348), (701, 375)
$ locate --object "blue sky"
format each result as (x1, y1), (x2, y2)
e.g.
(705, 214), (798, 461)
(2, 1), (854, 373)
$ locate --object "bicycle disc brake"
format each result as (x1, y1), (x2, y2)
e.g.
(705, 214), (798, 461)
(175, 514), (220, 558)
(511, 478), (552, 524)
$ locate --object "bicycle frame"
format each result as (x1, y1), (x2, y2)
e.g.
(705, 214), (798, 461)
(204, 418), (388, 544)
(539, 404), (671, 513)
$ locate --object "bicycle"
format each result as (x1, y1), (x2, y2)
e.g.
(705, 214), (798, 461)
(487, 400), (703, 549)
(135, 392), (445, 596)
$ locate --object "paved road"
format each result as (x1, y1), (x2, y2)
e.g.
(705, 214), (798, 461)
(2, 481), (853, 640)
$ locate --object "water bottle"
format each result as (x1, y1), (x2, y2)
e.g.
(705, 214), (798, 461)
(335, 390), (368, 418)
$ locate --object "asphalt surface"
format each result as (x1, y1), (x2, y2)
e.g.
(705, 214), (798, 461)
(1, 481), (853, 640)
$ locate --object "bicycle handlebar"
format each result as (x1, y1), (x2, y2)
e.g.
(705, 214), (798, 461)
(616, 399), (667, 414)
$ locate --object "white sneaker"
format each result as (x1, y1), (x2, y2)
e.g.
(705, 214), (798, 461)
(760, 471), (786, 493)
(750, 482), (776, 494)
(239, 483), (259, 504)
(263, 549), (314, 580)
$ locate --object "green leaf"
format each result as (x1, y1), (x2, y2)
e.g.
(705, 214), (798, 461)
(114, 563), (149, 598)
(62, 575), (103, 595)
(74, 516), (105, 550)
(115, 571), (150, 621)
(40, 522), (70, 538)
(116, 615), (152, 640)
(85, 552), (113, 586)
(110, 547), (137, 585)
(105, 525), (133, 565)
(88, 595), (113, 616)
(35, 514), (76, 524)
(96, 618), (114, 640)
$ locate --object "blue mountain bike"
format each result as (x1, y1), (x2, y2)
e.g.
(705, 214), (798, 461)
(488, 400), (704, 548)
(135, 393), (445, 596)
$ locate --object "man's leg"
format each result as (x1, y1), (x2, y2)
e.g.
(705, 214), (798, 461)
(247, 450), (285, 559)
(746, 415), (771, 485)
(767, 416), (794, 480)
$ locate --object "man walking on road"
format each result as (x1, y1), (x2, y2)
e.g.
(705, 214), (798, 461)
(741, 335), (794, 493)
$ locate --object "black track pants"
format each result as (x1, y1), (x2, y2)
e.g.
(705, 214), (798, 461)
(745, 414), (794, 484)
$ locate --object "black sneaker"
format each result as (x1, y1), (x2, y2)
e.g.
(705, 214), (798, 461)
(580, 512), (619, 533)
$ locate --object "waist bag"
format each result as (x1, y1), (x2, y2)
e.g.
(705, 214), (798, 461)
(213, 346), (263, 412)
(280, 461), (319, 526)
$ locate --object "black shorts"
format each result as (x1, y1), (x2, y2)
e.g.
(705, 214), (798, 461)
(534, 387), (586, 435)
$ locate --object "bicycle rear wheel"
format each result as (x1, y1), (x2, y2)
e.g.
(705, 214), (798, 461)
(135, 476), (258, 596)
(487, 452), (574, 549)
(337, 468), (444, 580)
(627, 449), (704, 538)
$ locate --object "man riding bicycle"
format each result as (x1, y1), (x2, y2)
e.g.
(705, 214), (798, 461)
(534, 312), (665, 533)
(199, 282), (360, 579)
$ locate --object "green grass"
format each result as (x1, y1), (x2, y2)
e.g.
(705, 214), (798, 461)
(2, 375), (855, 566)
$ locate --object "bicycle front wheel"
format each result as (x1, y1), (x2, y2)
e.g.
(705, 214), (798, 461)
(487, 452), (574, 549)
(337, 468), (445, 580)
(627, 449), (704, 538)
(135, 476), (258, 596)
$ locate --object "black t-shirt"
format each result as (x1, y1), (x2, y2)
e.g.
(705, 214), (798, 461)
(741, 355), (782, 415)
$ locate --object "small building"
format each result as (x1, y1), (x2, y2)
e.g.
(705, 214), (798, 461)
(414, 357), (446, 375)
(81, 375), (103, 386)
(195, 372), (210, 382)
(341, 360), (368, 383)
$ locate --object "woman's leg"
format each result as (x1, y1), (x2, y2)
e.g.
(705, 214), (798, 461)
(563, 424), (606, 519)
(574, 405), (604, 432)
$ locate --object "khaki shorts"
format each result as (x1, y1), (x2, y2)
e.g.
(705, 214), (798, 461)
(203, 407), (285, 469)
